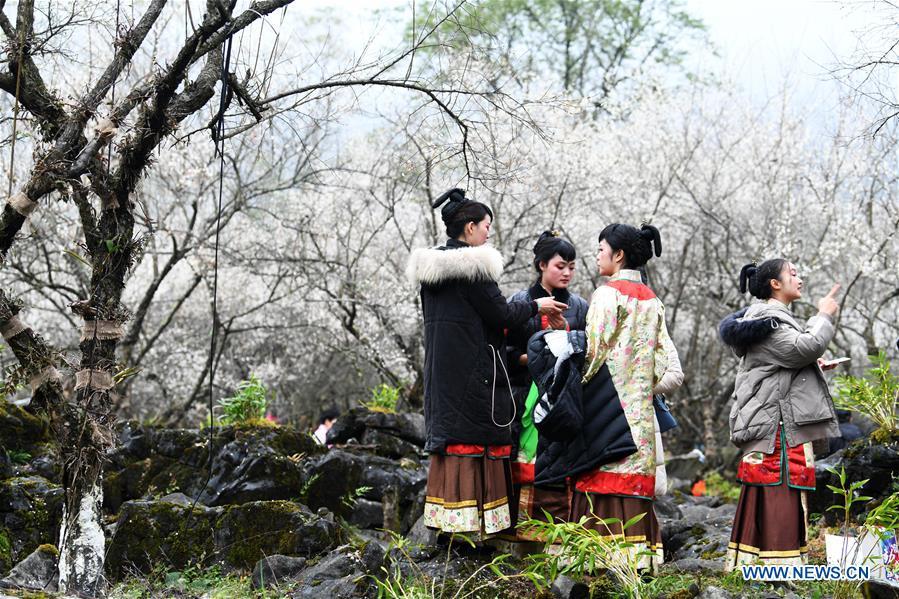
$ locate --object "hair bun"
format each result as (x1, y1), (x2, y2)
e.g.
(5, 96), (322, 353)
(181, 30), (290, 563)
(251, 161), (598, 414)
(739, 263), (758, 294)
(432, 188), (468, 223)
(640, 224), (662, 257)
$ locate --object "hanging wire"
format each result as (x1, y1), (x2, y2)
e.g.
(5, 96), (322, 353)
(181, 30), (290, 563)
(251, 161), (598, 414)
(183, 28), (234, 526)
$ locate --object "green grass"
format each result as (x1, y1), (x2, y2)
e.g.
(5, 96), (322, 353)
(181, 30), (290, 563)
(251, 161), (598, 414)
(108, 565), (284, 599)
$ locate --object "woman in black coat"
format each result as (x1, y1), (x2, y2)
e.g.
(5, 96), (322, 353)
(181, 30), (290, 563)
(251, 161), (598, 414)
(504, 231), (588, 535)
(406, 189), (567, 538)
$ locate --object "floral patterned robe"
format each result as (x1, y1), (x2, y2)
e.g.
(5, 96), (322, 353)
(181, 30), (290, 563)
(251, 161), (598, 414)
(577, 269), (673, 498)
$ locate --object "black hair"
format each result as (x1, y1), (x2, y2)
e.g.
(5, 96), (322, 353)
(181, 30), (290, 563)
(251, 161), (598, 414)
(738, 258), (789, 300)
(319, 407), (340, 425)
(597, 223), (662, 269)
(532, 230), (577, 274)
(432, 188), (493, 239)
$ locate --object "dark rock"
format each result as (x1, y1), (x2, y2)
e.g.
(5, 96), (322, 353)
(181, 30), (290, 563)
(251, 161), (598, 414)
(289, 575), (361, 599)
(21, 452), (59, 482)
(158, 492), (197, 506)
(0, 544), (58, 592)
(666, 449), (706, 481)
(302, 450), (364, 518)
(406, 514), (438, 548)
(660, 557), (724, 573)
(654, 495), (684, 520)
(116, 420), (153, 461)
(551, 574), (588, 599)
(251, 555), (307, 589)
(0, 454), (10, 481)
(107, 497), (340, 580)
(326, 409), (368, 445)
(0, 403), (50, 453)
(360, 540), (387, 575)
(105, 499), (221, 579)
(360, 428), (422, 459)
(214, 500), (337, 570)
(104, 424), (325, 512)
(809, 440), (899, 525)
(348, 498), (384, 530)
(326, 408), (426, 448)
(863, 579), (899, 599)
(286, 547), (367, 599)
(666, 477), (693, 494)
(154, 428), (204, 459)
(0, 476), (63, 574)
(361, 411), (426, 447)
(662, 498), (734, 563)
(697, 586), (732, 599)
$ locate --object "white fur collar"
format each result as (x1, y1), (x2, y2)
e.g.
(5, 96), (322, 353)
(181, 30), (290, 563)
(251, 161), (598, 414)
(406, 244), (504, 285)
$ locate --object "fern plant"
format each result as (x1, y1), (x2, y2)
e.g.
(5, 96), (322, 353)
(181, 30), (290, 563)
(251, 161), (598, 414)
(518, 507), (653, 599)
(834, 350), (899, 441)
(217, 374), (268, 425)
(361, 383), (400, 414)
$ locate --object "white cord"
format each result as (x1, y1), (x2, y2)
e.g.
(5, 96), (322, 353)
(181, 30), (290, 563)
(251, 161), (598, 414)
(488, 343), (517, 428)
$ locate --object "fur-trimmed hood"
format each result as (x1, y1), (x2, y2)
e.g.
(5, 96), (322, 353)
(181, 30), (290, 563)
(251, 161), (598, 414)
(406, 243), (504, 286)
(718, 304), (785, 355)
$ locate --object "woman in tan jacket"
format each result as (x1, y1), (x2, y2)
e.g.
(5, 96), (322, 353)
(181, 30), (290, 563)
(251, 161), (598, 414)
(719, 259), (841, 569)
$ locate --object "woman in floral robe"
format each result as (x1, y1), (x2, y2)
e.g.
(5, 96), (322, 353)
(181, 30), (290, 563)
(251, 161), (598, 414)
(571, 223), (677, 572)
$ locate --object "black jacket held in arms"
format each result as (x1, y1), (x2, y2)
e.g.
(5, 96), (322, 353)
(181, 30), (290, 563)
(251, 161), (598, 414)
(526, 330), (637, 486)
(406, 239), (538, 453)
(505, 283), (590, 391)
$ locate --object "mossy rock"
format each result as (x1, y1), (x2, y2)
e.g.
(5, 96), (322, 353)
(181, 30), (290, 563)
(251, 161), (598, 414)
(0, 527), (12, 574)
(0, 476), (63, 574)
(214, 500), (337, 570)
(0, 403), (50, 453)
(105, 498), (220, 580)
(103, 423), (325, 511)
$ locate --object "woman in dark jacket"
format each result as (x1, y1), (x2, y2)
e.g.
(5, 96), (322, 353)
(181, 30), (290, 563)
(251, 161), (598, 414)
(406, 188), (567, 538)
(504, 231), (588, 536)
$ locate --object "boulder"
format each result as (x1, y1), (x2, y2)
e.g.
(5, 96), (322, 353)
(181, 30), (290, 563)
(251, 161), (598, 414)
(105, 498), (220, 579)
(660, 496), (734, 563)
(809, 441), (899, 525)
(0, 544), (58, 592)
(665, 448), (706, 481)
(301, 448), (426, 529)
(697, 586), (732, 599)
(214, 500), (337, 570)
(251, 555), (307, 589)
(360, 411), (426, 447)
(0, 403), (50, 453)
(103, 424), (325, 512)
(360, 428), (422, 459)
(551, 574), (589, 599)
(254, 546), (368, 598)
(0, 476), (63, 575)
(348, 498), (384, 530)
(105, 497), (339, 579)
(327, 408), (426, 448)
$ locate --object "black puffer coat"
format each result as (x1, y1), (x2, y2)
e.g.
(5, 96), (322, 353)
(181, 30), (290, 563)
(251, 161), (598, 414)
(407, 239), (538, 452)
(525, 330), (638, 485)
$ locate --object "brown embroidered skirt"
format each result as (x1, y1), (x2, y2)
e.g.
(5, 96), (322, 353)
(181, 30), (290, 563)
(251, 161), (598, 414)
(513, 482), (571, 541)
(424, 447), (514, 538)
(726, 482), (808, 570)
(568, 492), (664, 571)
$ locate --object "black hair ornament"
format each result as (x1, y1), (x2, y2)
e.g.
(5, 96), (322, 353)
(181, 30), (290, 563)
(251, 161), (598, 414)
(640, 223), (662, 257)
(432, 188), (468, 220)
(739, 263), (758, 294)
